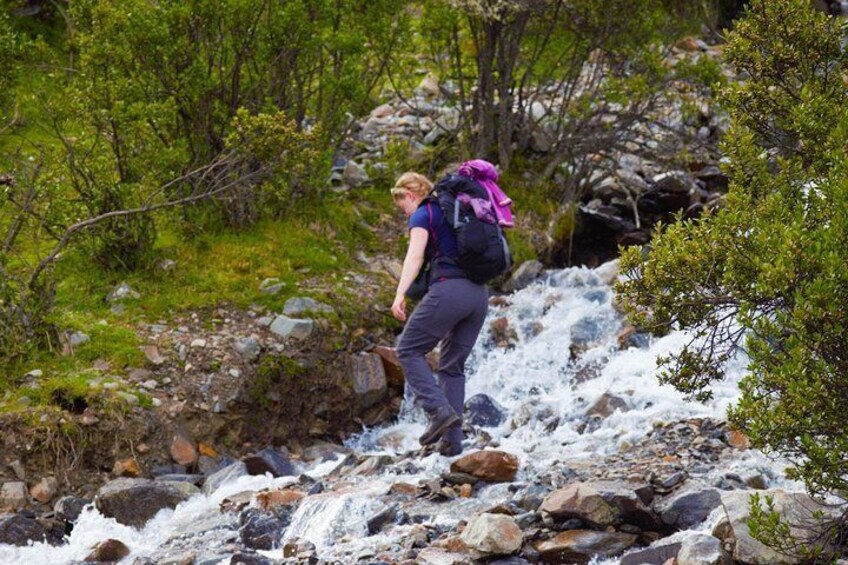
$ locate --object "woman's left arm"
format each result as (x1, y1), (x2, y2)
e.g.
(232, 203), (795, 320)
(391, 227), (428, 321)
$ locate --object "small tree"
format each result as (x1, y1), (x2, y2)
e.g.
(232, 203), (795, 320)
(618, 0), (848, 558)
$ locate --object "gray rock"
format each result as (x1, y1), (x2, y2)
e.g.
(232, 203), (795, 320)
(677, 533), (727, 565)
(54, 496), (91, 523)
(283, 297), (333, 316)
(620, 540), (682, 565)
(652, 171), (693, 193)
(0, 514), (64, 547)
(0, 481), (29, 511)
(259, 278), (285, 295)
(350, 352), (388, 408)
(238, 507), (289, 550)
(95, 478), (188, 528)
(460, 513), (523, 557)
(203, 462), (248, 495)
(234, 337), (261, 360)
(269, 315), (314, 340)
(367, 504), (398, 536)
(656, 485), (722, 530)
(503, 260), (544, 293)
(343, 160), (370, 187)
(107, 282), (140, 302)
(719, 490), (841, 565)
(69, 331), (90, 347)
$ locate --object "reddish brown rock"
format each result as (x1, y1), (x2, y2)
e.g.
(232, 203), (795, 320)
(112, 458), (141, 478)
(170, 433), (198, 466)
(85, 538), (130, 562)
(373, 346), (405, 387)
(255, 489), (305, 511)
(727, 429), (750, 450)
(198, 442), (218, 458)
(450, 451), (519, 483)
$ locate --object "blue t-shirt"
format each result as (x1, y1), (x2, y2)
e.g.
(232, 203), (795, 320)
(408, 199), (464, 278)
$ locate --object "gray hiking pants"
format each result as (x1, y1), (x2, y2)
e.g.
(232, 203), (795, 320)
(397, 278), (489, 446)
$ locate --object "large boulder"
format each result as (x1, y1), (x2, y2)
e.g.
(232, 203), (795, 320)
(451, 451), (519, 483)
(540, 481), (661, 530)
(95, 478), (188, 528)
(460, 513), (523, 557)
(464, 394), (507, 427)
(535, 530), (637, 564)
(655, 485), (721, 530)
(717, 490), (841, 565)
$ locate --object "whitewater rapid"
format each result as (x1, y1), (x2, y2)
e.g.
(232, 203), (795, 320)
(0, 263), (793, 564)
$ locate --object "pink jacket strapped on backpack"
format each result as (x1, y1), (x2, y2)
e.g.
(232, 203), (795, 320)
(457, 159), (514, 228)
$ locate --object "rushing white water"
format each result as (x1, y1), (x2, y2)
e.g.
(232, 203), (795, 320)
(0, 263), (796, 564)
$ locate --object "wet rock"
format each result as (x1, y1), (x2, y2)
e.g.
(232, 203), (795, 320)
(230, 552), (274, 565)
(655, 485), (721, 530)
(539, 482), (620, 527)
(170, 432), (198, 466)
(269, 315), (314, 340)
(0, 481), (29, 511)
(85, 538), (131, 562)
(593, 259), (620, 285)
(54, 495), (91, 523)
(242, 447), (296, 477)
(30, 476), (59, 504)
(0, 514), (64, 546)
(367, 504), (398, 535)
(464, 394), (507, 427)
(719, 490), (840, 565)
(451, 451), (519, 483)
(503, 260), (544, 293)
(302, 442), (350, 463)
(460, 513), (523, 557)
(350, 352), (388, 408)
(586, 392), (629, 419)
(620, 539), (682, 565)
(677, 533), (727, 565)
(95, 478), (188, 527)
(239, 507), (288, 550)
(535, 530), (637, 564)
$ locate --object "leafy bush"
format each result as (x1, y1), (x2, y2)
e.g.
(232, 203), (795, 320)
(618, 0), (848, 558)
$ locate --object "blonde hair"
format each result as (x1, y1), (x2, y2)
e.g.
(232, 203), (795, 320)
(391, 172), (433, 201)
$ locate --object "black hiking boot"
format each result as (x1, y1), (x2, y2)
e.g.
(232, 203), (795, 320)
(419, 405), (461, 446)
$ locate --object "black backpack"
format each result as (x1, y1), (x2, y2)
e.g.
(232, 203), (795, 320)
(430, 174), (512, 284)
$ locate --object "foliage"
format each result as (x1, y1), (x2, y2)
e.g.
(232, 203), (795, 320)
(618, 1), (848, 556)
(0, 9), (21, 124)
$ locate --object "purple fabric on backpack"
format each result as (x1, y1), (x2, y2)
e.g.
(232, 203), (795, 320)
(457, 193), (497, 224)
(457, 159), (514, 228)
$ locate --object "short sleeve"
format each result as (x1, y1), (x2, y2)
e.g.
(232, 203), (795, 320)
(408, 207), (429, 231)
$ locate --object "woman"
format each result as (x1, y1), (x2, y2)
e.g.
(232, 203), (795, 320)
(390, 172), (489, 456)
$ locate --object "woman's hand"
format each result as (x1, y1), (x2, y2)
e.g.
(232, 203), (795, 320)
(391, 294), (407, 321)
